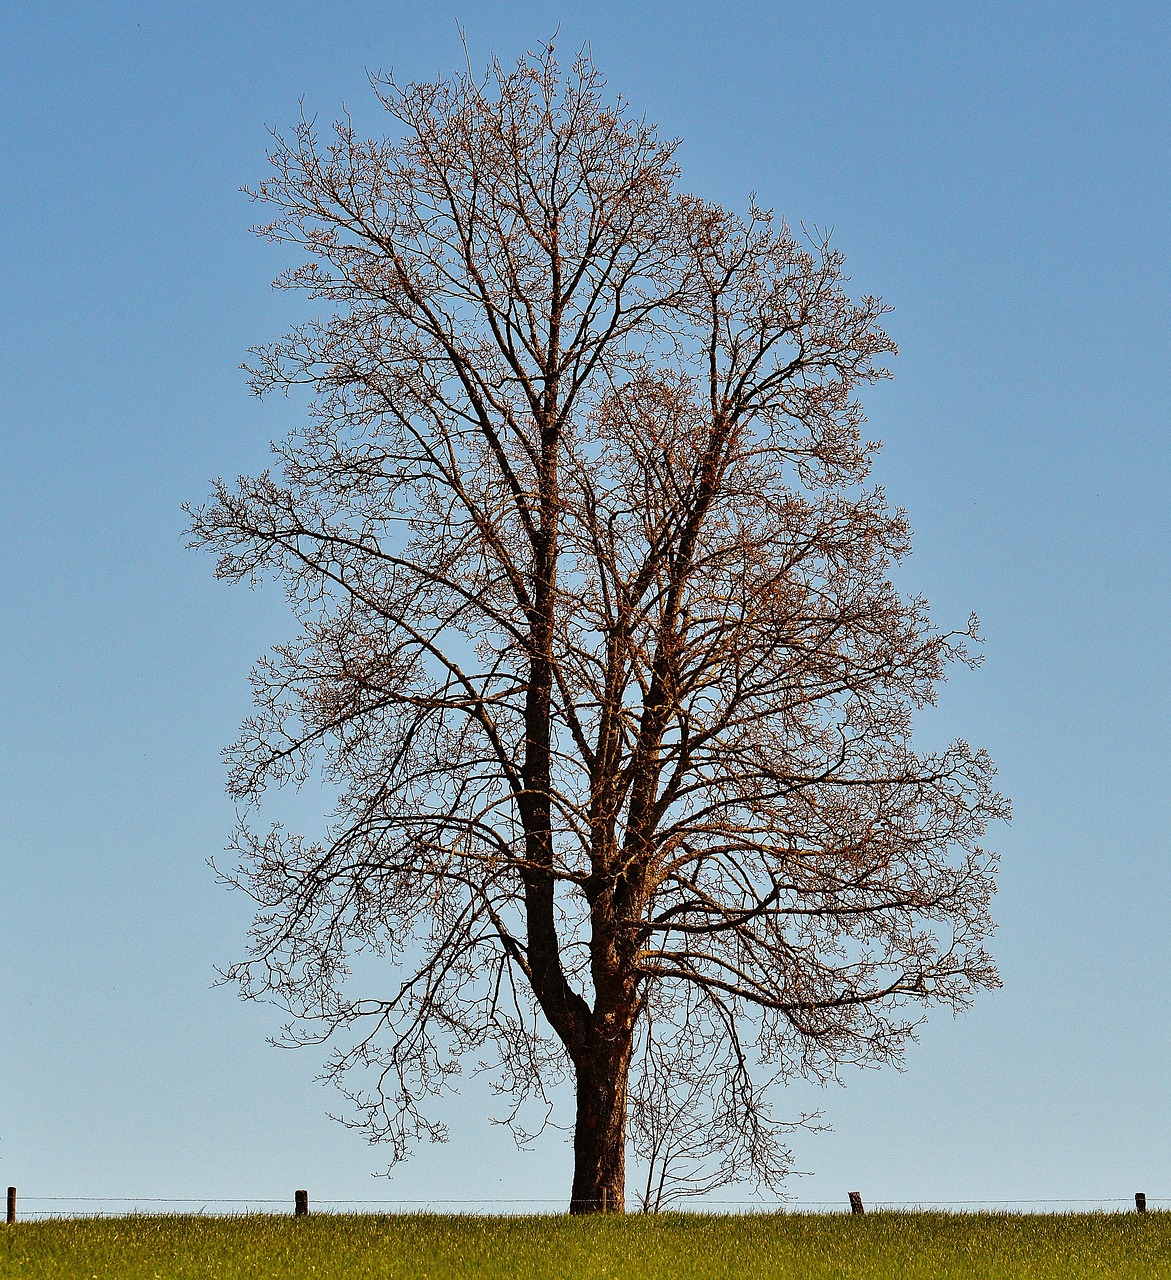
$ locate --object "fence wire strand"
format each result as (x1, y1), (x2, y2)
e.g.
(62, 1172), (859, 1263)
(10, 1193), (1170, 1219)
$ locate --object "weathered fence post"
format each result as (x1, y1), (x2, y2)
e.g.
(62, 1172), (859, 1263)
(848, 1191), (865, 1215)
(295, 1189), (308, 1216)
(1136, 1192), (1147, 1213)
(601, 1187), (608, 1215)
(5, 1188), (14, 1224)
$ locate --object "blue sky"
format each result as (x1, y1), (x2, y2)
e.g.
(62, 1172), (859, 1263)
(1, 1), (1169, 1213)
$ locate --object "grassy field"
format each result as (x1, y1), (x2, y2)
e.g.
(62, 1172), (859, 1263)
(2, 1211), (1169, 1279)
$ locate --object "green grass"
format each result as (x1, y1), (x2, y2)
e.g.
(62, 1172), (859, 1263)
(3, 1212), (1170, 1279)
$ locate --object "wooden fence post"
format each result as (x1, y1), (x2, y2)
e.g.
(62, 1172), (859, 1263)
(1136, 1193), (1147, 1213)
(295, 1189), (308, 1216)
(848, 1191), (864, 1215)
(5, 1188), (14, 1224)
(601, 1187), (608, 1215)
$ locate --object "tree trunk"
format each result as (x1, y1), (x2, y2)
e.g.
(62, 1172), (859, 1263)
(569, 1030), (633, 1214)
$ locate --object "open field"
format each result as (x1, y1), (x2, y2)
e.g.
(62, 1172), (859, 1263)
(2, 1212), (1170, 1280)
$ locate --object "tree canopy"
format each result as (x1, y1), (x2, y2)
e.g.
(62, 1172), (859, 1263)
(188, 44), (1007, 1213)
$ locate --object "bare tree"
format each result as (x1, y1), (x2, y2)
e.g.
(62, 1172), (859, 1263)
(628, 986), (825, 1212)
(187, 44), (1008, 1214)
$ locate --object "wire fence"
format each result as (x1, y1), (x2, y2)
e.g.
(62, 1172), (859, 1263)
(6, 1191), (1169, 1221)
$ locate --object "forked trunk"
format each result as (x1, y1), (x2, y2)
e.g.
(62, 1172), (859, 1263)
(569, 1031), (633, 1214)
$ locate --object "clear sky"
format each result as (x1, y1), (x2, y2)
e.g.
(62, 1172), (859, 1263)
(2, 1), (1169, 1215)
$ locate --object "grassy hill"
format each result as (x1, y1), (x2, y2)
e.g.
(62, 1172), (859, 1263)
(3, 1211), (1169, 1279)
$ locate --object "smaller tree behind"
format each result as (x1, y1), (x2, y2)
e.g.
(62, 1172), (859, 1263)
(189, 45), (1007, 1212)
(629, 987), (826, 1212)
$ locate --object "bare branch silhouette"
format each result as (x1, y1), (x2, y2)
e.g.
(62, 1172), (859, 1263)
(188, 41), (1007, 1214)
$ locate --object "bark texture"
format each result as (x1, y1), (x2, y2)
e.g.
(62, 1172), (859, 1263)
(571, 1028), (634, 1213)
